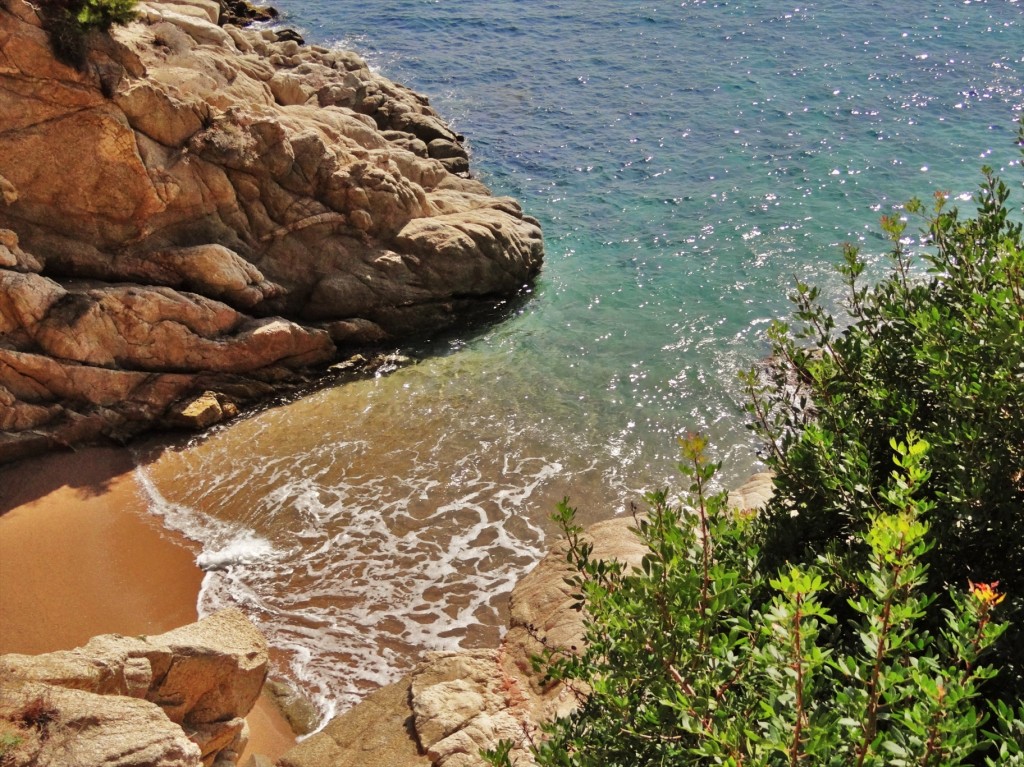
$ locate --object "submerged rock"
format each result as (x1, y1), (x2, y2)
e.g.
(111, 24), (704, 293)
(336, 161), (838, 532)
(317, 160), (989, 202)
(0, 0), (544, 461)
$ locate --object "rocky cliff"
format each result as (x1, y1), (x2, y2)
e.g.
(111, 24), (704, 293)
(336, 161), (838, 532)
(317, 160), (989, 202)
(0, 609), (269, 767)
(0, 0), (544, 461)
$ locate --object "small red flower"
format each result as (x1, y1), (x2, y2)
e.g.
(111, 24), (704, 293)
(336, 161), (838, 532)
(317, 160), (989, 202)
(968, 580), (1006, 608)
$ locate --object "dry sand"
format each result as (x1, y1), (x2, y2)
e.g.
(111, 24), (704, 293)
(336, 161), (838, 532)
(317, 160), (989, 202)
(0, 445), (296, 761)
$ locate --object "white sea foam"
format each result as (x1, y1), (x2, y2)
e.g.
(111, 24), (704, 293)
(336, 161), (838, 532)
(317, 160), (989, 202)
(196, 533), (277, 571)
(133, 396), (577, 727)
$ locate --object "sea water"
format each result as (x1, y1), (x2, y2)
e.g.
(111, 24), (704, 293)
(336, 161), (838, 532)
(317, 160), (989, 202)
(137, 0), (1023, 722)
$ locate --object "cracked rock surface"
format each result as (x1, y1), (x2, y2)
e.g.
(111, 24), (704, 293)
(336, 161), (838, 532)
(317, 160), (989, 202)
(0, 609), (268, 767)
(0, 0), (543, 460)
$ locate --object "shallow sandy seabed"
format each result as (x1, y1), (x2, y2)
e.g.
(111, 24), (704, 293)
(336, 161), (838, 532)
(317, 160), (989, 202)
(0, 445), (297, 762)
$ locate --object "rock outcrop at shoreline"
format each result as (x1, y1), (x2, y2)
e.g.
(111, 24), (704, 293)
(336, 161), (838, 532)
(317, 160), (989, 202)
(0, 0), (544, 461)
(0, 609), (269, 767)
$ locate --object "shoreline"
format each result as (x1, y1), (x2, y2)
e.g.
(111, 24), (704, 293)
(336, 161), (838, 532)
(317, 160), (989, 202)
(0, 445), (297, 761)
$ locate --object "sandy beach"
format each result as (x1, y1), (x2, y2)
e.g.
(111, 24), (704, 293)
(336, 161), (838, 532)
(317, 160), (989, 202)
(0, 444), (296, 761)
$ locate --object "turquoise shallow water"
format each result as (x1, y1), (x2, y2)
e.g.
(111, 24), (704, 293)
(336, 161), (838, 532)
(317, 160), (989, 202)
(140, 1), (1023, 719)
(312, 0), (1024, 473)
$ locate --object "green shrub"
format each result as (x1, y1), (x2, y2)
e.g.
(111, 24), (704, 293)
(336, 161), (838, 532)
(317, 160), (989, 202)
(62, 0), (137, 30)
(741, 135), (1023, 697)
(39, 0), (137, 67)
(485, 436), (1023, 766)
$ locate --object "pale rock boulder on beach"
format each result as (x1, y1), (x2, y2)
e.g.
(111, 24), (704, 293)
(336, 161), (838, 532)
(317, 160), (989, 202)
(0, 609), (268, 767)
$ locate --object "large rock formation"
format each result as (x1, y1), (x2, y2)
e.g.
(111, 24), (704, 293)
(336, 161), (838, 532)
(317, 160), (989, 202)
(0, 0), (544, 461)
(0, 609), (269, 767)
(281, 473), (775, 767)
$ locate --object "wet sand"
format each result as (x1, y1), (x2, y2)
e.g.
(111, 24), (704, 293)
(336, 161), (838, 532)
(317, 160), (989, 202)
(0, 445), (296, 761)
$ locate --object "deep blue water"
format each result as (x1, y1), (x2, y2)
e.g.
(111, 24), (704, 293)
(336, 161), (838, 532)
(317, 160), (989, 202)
(141, 0), (1024, 717)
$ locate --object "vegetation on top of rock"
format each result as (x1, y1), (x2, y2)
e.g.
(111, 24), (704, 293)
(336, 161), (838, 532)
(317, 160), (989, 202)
(39, 0), (136, 32)
(485, 130), (1024, 765)
(487, 435), (1023, 766)
(38, 0), (137, 66)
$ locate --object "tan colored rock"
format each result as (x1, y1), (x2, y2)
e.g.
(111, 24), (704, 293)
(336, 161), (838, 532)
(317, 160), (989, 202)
(0, 341), (288, 463)
(262, 679), (320, 737)
(148, 243), (280, 308)
(393, 203), (544, 298)
(424, 712), (525, 767)
(10, 280), (333, 374)
(157, 0), (221, 25)
(727, 471), (775, 513)
(0, 229), (41, 272)
(269, 72), (315, 106)
(1, 106), (167, 245)
(322, 317), (389, 345)
(0, 383), (60, 430)
(136, 4), (234, 48)
(0, 173), (17, 205)
(168, 390), (225, 429)
(2, 0), (541, 315)
(0, 0), (543, 460)
(500, 516), (644, 706)
(0, 348), (195, 409)
(0, 31), (103, 134)
(0, 680), (203, 767)
(148, 609), (269, 726)
(116, 80), (209, 147)
(411, 653), (496, 749)
(410, 651), (533, 767)
(381, 131), (429, 156)
(0, 269), (66, 339)
(0, 634), (155, 698)
(189, 716), (247, 765)
(0, 609), (268, 767)
(278, 677), (429, 767)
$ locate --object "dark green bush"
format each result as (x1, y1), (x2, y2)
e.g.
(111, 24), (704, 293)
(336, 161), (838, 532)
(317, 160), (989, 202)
(742, 142), (1023, 697)
(485, 436), (1024, 766)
